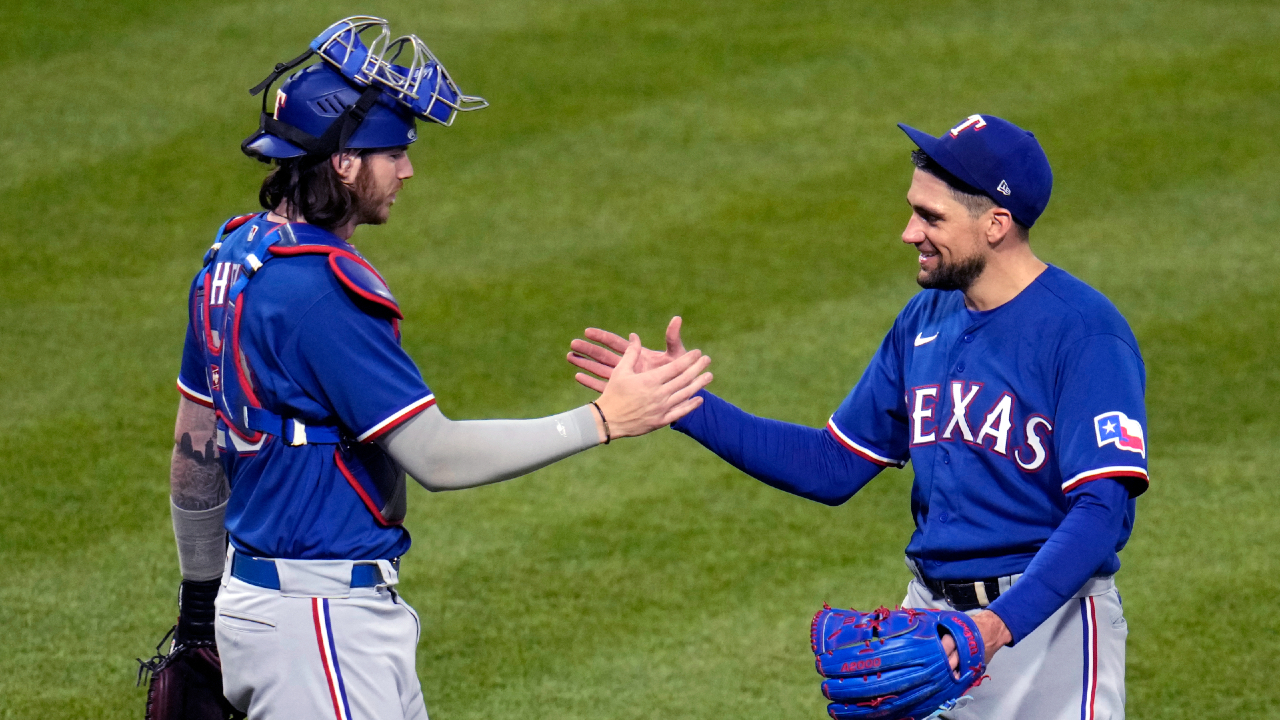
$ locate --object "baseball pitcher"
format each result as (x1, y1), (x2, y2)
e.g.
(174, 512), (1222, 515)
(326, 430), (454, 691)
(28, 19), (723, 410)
(570, 115), (1146, 720)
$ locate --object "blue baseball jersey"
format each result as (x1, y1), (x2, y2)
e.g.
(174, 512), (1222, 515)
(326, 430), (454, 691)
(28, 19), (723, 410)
(177, 215), (434, 560)
(827, 265), (1148, 580)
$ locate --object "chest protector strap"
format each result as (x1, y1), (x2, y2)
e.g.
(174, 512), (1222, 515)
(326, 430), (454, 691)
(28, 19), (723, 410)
(199, 216), (406, 447)
(242, 406), (342, 446)
(199, 214), (409, 525)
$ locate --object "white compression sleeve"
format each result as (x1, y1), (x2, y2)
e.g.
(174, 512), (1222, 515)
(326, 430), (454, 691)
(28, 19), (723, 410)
(377, 404), (600, 491)
(170, 499), (228, 581)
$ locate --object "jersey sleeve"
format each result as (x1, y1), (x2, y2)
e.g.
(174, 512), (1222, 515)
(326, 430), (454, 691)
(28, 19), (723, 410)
(986, 477), (1132, 642)
(1054, 333), (1149, 495)
(176, 275), (213, 407)
(672, 390), (886, 505)
(292, 290), (435, 443)
(827, 320), (910, 468)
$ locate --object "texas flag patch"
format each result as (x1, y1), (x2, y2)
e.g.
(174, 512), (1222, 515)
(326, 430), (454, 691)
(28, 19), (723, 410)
(1094, 411), (1145, 458)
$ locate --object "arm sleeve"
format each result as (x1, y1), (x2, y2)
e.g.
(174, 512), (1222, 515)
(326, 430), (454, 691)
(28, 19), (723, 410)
(671, 390), (885, 505)
(290, 291), (435, 441)
(986, 478), (1131, 642)
(377, 404), (600, 490)
(171, 500), (227, 581)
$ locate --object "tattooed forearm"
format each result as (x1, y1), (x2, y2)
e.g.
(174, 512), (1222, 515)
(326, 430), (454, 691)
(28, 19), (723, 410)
(170, 398), (230, 510)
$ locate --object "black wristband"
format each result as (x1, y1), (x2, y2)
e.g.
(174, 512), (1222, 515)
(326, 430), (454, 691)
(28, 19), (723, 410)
(590, 401), (611, 444)
(175, 578), (220, 646)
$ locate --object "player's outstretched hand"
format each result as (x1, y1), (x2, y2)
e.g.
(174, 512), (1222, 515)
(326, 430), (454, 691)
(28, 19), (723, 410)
(590, 330), (711, 438)
(568, 316), (688, 392)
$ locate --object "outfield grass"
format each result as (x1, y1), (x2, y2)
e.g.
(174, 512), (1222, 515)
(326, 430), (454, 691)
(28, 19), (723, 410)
(1, 1), (1277, 718)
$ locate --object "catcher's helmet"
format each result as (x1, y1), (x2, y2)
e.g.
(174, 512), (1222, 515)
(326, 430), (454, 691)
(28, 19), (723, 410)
(242, 16), (486, 161)
(243, 64), (419, 159)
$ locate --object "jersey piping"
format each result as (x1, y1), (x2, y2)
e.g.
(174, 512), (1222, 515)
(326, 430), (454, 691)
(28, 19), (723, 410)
(826, 417), (908, 467)
(177, 377), (214, 407)
(356, 394), (437, 443)
(1061, 465), (1149, 493)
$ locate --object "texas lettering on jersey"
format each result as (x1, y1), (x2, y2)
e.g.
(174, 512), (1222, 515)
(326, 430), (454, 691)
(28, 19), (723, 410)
(908, 382), (1054, 472)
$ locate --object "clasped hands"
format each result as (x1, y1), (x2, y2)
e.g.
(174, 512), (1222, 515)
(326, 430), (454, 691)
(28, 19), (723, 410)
(569, 317), (711, 442)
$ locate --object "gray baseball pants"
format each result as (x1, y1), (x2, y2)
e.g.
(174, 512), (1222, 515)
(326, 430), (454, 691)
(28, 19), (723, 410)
(904, 574), (1127, 720)
(215, 553), (428, 720)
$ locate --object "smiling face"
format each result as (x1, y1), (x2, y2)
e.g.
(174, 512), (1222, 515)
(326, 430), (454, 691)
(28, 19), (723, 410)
(901, 169), (990, 291)
(351, 147), (414, 226)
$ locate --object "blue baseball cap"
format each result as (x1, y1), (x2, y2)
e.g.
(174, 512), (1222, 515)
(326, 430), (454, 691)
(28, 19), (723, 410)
(898, 114), (1053, 227)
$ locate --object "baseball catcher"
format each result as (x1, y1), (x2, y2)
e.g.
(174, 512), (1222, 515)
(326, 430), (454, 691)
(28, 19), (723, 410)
(144, 14), (712, 719)
(811, 605), (986, 720)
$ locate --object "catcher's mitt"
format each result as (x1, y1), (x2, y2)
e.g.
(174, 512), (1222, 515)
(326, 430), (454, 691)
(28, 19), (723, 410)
(137, 579), (245, 720)
(810, 605), (986, 720)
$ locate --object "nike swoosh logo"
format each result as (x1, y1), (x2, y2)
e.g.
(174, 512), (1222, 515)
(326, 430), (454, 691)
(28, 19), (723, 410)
(914, 332), (939, 347)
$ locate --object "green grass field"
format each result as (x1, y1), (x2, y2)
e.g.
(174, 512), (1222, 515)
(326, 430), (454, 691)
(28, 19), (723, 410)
(1, 0), (1277, 717)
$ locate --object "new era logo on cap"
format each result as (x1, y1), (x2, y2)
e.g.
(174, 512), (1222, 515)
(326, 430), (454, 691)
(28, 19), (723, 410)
(898, 114), (1053, 227)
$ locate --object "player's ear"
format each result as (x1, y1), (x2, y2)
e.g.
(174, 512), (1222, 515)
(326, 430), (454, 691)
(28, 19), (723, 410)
(332, 152), (361, 185)
(986, 207), (1016, 247)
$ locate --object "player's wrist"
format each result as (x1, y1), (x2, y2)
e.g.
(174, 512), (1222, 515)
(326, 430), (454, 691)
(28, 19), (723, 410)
(176, 578), (220, 646)
(589, 401), (611, 444)
(973, 609), (1013, 661)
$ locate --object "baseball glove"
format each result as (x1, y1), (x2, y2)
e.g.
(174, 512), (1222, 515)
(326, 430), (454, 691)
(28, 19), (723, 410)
(137, 579), (245, 720)
(810, 605), (986, 720)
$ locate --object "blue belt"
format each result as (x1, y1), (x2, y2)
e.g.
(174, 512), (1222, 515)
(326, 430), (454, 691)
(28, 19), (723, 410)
(230, 552), (396, 590)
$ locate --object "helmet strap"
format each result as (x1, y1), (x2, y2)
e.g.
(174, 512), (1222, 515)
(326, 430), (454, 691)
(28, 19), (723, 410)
(247, 84), (384, 160)
(249, 49), (317, 99)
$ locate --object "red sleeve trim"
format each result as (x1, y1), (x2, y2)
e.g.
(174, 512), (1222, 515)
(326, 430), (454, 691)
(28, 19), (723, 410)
(825, 418), (907, 468)
(1061, 466), (1149, 496)
(357, 395), (437, 443)
(176, 379), (214, 408)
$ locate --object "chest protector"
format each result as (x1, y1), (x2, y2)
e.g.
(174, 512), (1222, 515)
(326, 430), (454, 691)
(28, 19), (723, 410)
(194, 214), (409, 525)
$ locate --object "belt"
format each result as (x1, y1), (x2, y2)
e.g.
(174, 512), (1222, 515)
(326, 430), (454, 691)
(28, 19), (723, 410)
(230, 552), (398, 591)
(922, 574), (1011, 612)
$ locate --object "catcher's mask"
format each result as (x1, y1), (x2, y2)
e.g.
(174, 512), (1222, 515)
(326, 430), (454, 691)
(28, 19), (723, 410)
(242, 16), (487, 160)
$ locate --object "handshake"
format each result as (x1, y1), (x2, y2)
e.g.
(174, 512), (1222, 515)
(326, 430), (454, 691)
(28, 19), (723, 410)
(566, 316), (709, 442)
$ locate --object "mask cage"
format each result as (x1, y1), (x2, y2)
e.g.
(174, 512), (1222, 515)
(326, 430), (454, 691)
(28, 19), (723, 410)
(310, 16), (488, 126)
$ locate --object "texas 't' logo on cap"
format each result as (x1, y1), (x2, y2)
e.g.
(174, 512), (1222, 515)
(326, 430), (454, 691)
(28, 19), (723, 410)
(897, 114), (1053, 227)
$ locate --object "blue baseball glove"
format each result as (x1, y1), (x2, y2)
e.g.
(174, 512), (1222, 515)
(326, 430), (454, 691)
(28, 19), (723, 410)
(810, 605), (986, 720)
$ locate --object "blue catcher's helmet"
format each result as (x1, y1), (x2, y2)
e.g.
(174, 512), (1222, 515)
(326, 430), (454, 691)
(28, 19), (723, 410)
(242, 16), (487, 161)
(244, 64), (419, 159)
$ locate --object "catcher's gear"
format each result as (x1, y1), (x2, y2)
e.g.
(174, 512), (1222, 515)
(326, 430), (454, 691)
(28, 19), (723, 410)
(242, 16), (487, 160)
(137, 579), (245, 720)
(810, 605), (986, 720)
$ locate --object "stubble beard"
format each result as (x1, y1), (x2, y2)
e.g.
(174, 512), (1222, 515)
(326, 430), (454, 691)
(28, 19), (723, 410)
(917, 253), (987, 292)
